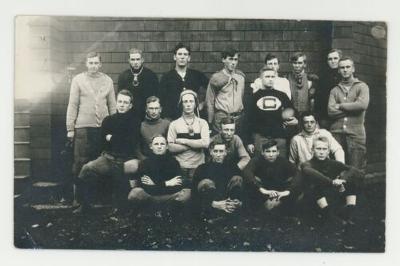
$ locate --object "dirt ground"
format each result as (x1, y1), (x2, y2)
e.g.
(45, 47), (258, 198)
(14, 181), (385, 252)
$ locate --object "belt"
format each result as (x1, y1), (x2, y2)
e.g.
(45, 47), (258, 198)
(216, 109), (243, 117)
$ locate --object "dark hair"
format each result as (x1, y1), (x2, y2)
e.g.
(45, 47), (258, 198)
(118, 89), (134, 103)
(173, 43), (191, 55)
(129, 48), (143, 56)
(264, 53), (279, 64)
(86, 51), (102, 62)
(220, 116), (235, 125)
(300, 111), (319, 129)
(146, 96), (161, 105)
(262, 139), (278, 151)
(259, 65), (276, 76)
(339, 56), (354, 64)
(327, 49), (343, 58)
(221, 48), (239, 59)
(209, 139), (227, 150)
(290, 52), (307, 64)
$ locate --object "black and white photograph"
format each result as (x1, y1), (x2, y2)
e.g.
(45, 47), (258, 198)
(3, 0), (400, 265)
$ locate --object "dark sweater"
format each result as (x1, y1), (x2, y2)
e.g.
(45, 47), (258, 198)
(140, 117), (170, 158)
(315, 67), (341, 120)
(243, 156), (297, 192)
(301, 157), (362, 186)
(193, 161), (242, 201)
(159, 68), (208, 120)
(138, 153), (184, 195)
(117, 66), (159, 119)
(245, 87), (294, 143)
(100, 109), (141, 159)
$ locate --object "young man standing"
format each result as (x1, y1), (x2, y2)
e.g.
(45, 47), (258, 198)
(328, 57), (369, 171)
(250, 53), (291, 99)
(243, 140), (299, 213)
(289, 112), (345, 166)
(128, 135), (191, 210)
(167, 90), (210, 180)
(211, 116), (250, 170)
(193, 140), (244, 221)
(314, 49), (343, 128)
(206, 49), (248, 137)
(300, 136), (362, 224)
(159, 43), (209, 120)
(66, 52), (116, 181)
(245, 66), (298, 157)
(73, 90), (141, 214)
(286, 52), (318, 114)
(139, 96), (170, 159)
(117, 48), (159, 119)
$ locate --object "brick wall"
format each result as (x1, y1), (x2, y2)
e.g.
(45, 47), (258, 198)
(18, 17), (387, 178)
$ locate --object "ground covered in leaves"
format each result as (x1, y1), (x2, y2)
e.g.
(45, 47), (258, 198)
(14, 182), (385, 252)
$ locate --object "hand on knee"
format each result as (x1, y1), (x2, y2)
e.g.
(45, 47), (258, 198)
(316, 197), (328, 209)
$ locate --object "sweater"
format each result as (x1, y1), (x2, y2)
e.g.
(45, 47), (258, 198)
(211, 134), (250, 170)
(159, 68), (209, 120)
(289, 128), (345, 166)
(287, 71), (316, 113)
(66, 72), (116, 132)
(117, 66), (159, 119)
(206, 68), (247, 123)
(315, 67), (341, 120)
(100, 109), (141, 159)
(140, 117), (170, 157)
(301, 157), (361, 186)
(243, 156), (297, 192)
(328, 78), (369, 141)
(138, 153), (185, 195)
(250, 76), (291, 99)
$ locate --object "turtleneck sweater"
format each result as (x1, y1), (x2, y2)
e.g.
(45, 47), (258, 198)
(140, 116), (170, 157)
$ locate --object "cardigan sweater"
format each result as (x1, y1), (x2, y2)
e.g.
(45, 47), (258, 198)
(66, 72), (116, 132)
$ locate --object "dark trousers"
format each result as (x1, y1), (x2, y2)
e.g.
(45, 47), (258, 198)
(72, 127), (102, 176)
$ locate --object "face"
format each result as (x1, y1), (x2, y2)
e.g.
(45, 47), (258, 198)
(222, 54), (239, 73)
(129, 53), (144, 70)
(338, 59), (355, 80)
(174, 48), (191, 67)
(302, 115), (317, 134)
(266, 58), (280, 72)
(116, 94), (133, 113)
(262, 145), (280, 163)
(210, 144), (227, 163)
(260, 70), (276, 88)
(292, 56), (306, 74)
(150, 136), (167, 155)
(86, 56), (102, 74)
(327, 51), (340, 69)
(181, 94), (196, 115)
(221, 123), (235, 142)
(313, 140), (329, 161)
(146, 101), (162, 119)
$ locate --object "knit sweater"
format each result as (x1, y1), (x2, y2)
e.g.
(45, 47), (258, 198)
(315, 67), (341, 120)
(287, 71), (316, 113)
(289, 128), (345, 166)
(138, 153), (185, 195)
(100, 109), (141, 159)
(66, 72), (116, 132)
(328, 78), (369, 141)
(250, 76), (291, 99)
(211, 134), (250, 170)
(140, 117), (170, 157)
(117, 66), (159, 119)
(159, 68), (209, 120)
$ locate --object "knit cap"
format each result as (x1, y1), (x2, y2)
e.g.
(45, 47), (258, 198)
(178, 89), (199, 116)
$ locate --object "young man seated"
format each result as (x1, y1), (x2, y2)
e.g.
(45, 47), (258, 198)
(127, 135), (191, 215)
(73, 90), (141, 214)
(243, 139), (299, 215)
(193, 140), (244, 222)
(211, 116), (250, 170)
(300, 136), (362, 224)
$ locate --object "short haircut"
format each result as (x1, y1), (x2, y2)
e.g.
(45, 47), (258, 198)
(290, 52), (307, 63)
(86, 51), (102, 62)
(220, 116), (235, 125)
(327, 49), (343, 58)
(221, 48), (239, 59)
(151, 134), (166, 143)
(339, 56), (354, 64)
(129, 48), (143, 56)
(264, 53), (279, 64)
(209, 139), (227, 150)
(118, 89), (134, 103)
(312, 136), (330, 149)
(300, 111), (318, 129)
(262, 139), (278, 151)
(146, 96), (161, 105)
(173, 43), (191, 55)
(259, 65), (276, 76)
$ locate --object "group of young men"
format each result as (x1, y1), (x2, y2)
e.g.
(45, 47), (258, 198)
(66, 43), (368, 226)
